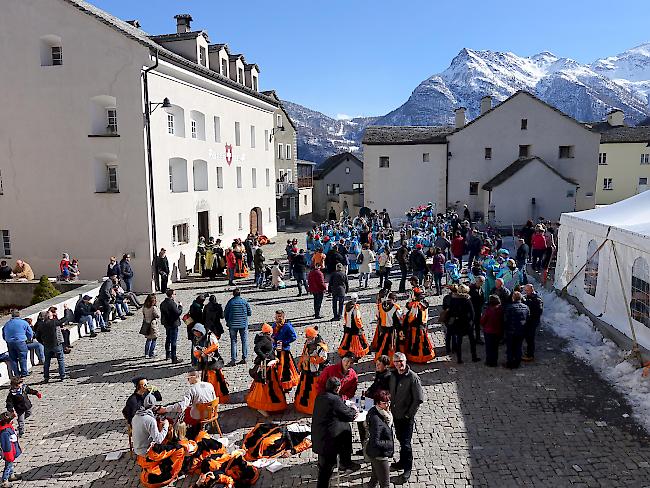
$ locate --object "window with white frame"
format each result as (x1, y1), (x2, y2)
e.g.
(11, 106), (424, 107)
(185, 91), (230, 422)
(199, 46), (207, 67)
(559, 145), (575, 159)
(252, 75), (258, 91)
(218, 215), (224, 235)
(236, 166), (242, 188)
(584, 239), (599, 296)
(235, 122), (241, 146)
(265, 168), (270, 187)
(238, 213), (243, 230)
(251, 168), (257, 188)
(107, 165), (119, 192)
(40, 35), (62, 66)
(105, 108), (118, 134)
(598, 152), (607, 165)
(191, 120), (197, 139)
(250, 125), (256, 148)
(264, 130), (269, 151)
(603, 178), (613, 190)
(193, 160), (208, 191)
(422, 153), (430, 163)
(353, 182), (364, 191)
(172, 223), (189, 245)
(641, 154), (650, 165)
(167, 114), (175, 135)
(278, 144), (284, 159)
(631, 257), (650, 327)
(286, 144), (292, 160)
(238, 68), (244, 84)
(214, 116), (221, 142)
(327, 184), (340, 195)
(277, 114), (282, 127)
(169, 158), (188, 192)
(287, 169), (292, 182)
(379, 156), (389, 168)
(1, 230), (11, 257)
(345, 167), (350, 174)
(51, 46), (63, 65)
(216, 167), (223, 189)
(221, 59), (228, 77)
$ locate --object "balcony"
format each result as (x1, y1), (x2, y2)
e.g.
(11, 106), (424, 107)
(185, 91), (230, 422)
(297, 176), (313, 188)
(276, 181), (298, 197)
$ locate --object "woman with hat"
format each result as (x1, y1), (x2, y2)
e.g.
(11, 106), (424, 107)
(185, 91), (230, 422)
(374, 292), (403, 362)
(404, 287), (435, 363)
(246, 324), (287, 416)
(337, 293), (369, 359)
(294, 327), (329, 414)
(271, 310), (299, 391)
(191, 323), (229, 404)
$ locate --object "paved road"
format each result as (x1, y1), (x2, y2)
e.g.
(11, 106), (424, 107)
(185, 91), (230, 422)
(8, 231), (650, 487)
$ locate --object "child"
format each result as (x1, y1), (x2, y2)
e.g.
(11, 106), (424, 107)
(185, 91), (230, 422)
(0, 411), (21, 486)
(5, 378), (41, 437)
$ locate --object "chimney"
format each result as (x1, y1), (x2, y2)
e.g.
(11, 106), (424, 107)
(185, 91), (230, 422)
(454, 107), (466, 129)
(126, 20), (141, 28)
(174, 14), (193, 33)
(480, 95), (492, 115)
(607, 109), (625, 127)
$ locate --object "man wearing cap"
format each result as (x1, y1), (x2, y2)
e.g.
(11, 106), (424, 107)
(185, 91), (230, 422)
(131, 393), (169, 457)
(122, 376), (162, 425)
(154, 248), (170, 293)
(74, 295), (103, 337)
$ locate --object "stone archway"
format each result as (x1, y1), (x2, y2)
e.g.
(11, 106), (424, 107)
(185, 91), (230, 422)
(249, 207), (262, 235)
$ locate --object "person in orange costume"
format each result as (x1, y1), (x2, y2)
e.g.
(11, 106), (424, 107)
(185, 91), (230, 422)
(271, 310), (299, 391)
(294, 327), (329, 414)
(405, 288), (435, 363)
(246, 324), (287, 416)
(337, 293), (369, 359)
(374, 292), (403, 363)
(191, 323), (229, 404)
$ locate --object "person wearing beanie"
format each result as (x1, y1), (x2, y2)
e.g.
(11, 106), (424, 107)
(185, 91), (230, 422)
(404, 288), (435, 364)
(337, 293), (369, 359)
(0, 411), (22, 486)
(5, 377), (41, 437)
(271, 310), (299, 391)
(246, 324), (287, 416)
(191, 323), (229, 404)
(374, 292), (404, 363)
(294, 327), (329, 414)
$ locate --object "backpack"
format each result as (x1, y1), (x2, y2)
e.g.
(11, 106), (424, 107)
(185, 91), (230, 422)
(356, 253), (364, 265)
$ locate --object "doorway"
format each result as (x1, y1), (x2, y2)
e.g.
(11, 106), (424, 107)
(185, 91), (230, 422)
(249, 207), (262, 235)
(198, 211), (209, 240)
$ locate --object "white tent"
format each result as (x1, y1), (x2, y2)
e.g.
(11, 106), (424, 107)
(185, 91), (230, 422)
(555, 191), (650, 353)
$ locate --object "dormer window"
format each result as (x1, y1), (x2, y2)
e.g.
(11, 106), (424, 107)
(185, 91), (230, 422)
(221, 59), (228, 77)
(238, 68), (244, 84)
(51, 46), (62, 66)
(199, 46), (207, 67)
(252, 75), (258, 91)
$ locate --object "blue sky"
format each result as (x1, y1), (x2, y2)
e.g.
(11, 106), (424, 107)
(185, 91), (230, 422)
(92, 0), (650, 119)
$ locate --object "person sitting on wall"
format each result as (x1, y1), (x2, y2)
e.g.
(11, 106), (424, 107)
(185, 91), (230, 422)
(12, 260), (34, 281)
(0, 261), (12, 280)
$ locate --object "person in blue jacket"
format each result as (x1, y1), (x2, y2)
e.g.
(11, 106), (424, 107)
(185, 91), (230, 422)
(1, 312), (33, 378)
(0, 411), (22, 486)
(271, 310), (299, 392)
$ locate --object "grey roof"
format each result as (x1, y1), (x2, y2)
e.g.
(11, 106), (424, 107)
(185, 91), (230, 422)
(60, 0), (277, 107)
(314, 152), (363, 179)
(588, 124), (650, 144)
(208, 43), (229, 53)
(362, 126), (454, 145)
(297, 159), (317, 166)
(482, 156), (578, 191)
(149, 31), (209, 42)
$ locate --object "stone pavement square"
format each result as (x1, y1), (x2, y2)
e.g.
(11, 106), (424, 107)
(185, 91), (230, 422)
(6, 231), (650, 487)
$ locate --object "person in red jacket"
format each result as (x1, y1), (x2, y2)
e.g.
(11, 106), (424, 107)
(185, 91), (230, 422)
(0, 411), (22, 486)
(451, 232), (466, 263)
(530, 226), (547, 272)
(480, 295), (504, 367)
(316, 354), (358, 400)
(308, 264), (327, 319)
(225, 248), (237, 285)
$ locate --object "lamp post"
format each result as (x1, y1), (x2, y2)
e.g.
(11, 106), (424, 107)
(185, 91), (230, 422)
(149, 97), (172, 114)
(268, 125), (285, 142)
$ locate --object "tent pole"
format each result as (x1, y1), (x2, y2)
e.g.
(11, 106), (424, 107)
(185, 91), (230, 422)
(561, 227), (611, 294)
(611, 242), (643, 368)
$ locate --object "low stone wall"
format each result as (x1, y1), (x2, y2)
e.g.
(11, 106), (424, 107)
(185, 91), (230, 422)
(0, 281), (102, 386)
(0, 279), (92, 308)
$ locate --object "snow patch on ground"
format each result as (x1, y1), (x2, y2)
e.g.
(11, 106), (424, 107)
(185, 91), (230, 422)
(540, 285), (650, 432)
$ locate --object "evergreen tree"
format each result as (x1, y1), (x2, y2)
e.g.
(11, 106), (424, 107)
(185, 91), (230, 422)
(31, 275), (60, 305)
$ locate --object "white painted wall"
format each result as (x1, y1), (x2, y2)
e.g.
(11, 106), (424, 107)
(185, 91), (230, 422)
(299, 188), (313, 216)
(363, 143), (447, 221)
(488, 159), (577, 226)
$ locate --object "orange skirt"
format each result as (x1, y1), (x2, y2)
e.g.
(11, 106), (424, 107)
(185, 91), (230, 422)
(370, 324), (380, 352)
(294, 371), (320, 415)
(204, 369), (230, 404)
(235, 258), (249, 278)
(374, 329), (396, 362)
(137, 445), (185, 488)
(338, 331), (369, 359)
(246, 367), (287, 413)
(406, 326), (435, 363)
(277, 350), (300, 391)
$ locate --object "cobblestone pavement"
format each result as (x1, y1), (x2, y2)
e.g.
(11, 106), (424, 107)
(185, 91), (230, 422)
(8, 230), (650, 487)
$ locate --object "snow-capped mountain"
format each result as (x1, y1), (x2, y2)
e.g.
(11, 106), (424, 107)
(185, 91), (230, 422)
(283, 43), (650, 163)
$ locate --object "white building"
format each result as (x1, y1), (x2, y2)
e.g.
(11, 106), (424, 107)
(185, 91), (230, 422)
(362, 91), (600, 226)
(0, 0), (278, 291)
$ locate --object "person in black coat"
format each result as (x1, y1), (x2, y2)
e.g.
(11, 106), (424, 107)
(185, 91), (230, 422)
(504, 291), (530, 369)
(327, 264), (349, 321)
(159, 289), (183, 363)
(312, 376), (360, 488)
(188, 295), (206, 339)
(490, 278), (512, 305)
(202, 295), (224, 339)
(365, 389), (394, 488)
(121, 376), (162, 425)
(293, 249), (308, 296)
(448, 285), (480, 364)
(365, 355), (392, 400)
(154, 249), (170, 293)
(522, 284), (544, 361)
(469, 276), (486, 344)
(119, 254), (135, 292)
(408, 245), (427, 285)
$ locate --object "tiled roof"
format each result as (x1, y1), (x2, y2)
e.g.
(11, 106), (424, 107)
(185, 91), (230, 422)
(149, 30), (209, 42)
(208, 43), (229, 53)
(60, 0), (277, 107)
(588, 124), (650, 144)
(314, 152), (363, 179)
(362, 126), (454, 145)
(482, 156), (578, 191)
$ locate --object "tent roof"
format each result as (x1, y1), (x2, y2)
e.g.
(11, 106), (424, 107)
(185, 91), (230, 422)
(560, 191), (650, 249)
